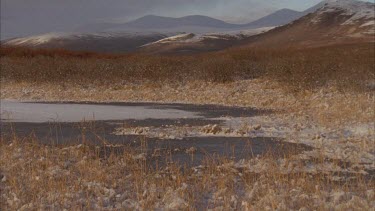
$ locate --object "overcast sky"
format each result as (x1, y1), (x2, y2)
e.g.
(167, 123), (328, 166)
(1, 0), (374, 39)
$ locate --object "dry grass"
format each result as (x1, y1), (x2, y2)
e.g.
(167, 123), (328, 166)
(1, 79), (373, 125)
(0, 46), (125, 59)
(1, 43), (374, 210)
(1, 43), (374, 125)
(1, 135), (374, 210)
(1, 43), (374, 91)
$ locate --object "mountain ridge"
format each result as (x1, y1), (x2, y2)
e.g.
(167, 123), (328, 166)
(243, 0), (375, 48)
(76, 2), (326, 34)
(3, 0), (373, 53)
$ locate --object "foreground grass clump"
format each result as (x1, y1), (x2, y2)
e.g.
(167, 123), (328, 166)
(1, 137), (374, 210)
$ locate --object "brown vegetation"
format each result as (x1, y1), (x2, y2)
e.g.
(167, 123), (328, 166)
(1, 42), (374, 92)
(1, 136), (374, 210)
(0, 46), (126, 59)
(1, 32), (374, 211)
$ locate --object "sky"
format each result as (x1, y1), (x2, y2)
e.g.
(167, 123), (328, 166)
(1, 0), (374, 39)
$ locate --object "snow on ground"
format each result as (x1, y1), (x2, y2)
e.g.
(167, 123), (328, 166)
(141, 33), (196, 46)
(210, 27), (275, 37)
(361, 20), (375, 27)
(315, 0), (375, 25)
(222, 114), (375, 169)
(3, 26), (273, 47)
(3, 32), (169, 46)
(114, 112), (375, 172)
(144, 27), (274, 45)
(4, 33), (68, 45)
(1, 141), (374, 210)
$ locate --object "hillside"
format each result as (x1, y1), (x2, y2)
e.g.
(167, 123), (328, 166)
(2, 32), (169, 53)
(244, 0), (375, 48)
(139, 27), (274, 54)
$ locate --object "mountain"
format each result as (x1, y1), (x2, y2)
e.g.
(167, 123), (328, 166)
(244, 9), (303, 28)
(139, 27), (274, 54)
(244, 0), (375, 48)
(77, 15), (240, 34)
(244, 1), (329, 28)
(2, 28), (274, 54)
(118, 15), (239, 29)
(77, 4), (324, 34)
(2, 32), (169, 53)
(4, 0), (373, 53)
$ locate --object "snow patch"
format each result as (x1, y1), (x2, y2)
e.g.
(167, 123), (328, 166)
(144, 27), (274, 46)
(143, 33), (195, 45)
(4, 32), (168, 46)
(5, 33), (67, 45)
(315, 0), (375, 25)
(361, 20), (375, 27)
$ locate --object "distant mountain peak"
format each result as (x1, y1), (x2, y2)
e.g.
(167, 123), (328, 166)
(244, 8), (302, 28)
(118, 15), (239, 31)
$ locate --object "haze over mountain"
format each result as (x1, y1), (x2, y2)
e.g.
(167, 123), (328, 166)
(3, 0), (374, 53)
(77, 3), (325, 34)
(1, 0), (327, 39)
(243, 2), (327, 28)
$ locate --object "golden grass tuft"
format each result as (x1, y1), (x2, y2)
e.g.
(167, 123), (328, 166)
(1, 135), (374, 210)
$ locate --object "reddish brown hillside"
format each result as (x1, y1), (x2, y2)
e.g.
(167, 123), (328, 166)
(242, 0), (374, 48)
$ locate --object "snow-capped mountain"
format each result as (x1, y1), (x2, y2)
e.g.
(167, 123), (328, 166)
(2, 28), (274, 53)
(314, 0), (374, 26)
(311, 0), (374, 36)
(245, 0), (374, 48)
(3, 0), (373, 53)
(139, 27), (274, 54)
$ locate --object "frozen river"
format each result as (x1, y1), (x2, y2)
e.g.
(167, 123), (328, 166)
(1, 100), (202, 123)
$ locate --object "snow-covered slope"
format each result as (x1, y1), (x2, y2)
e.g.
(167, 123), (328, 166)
(2, 32), (170, 53)
(139, 27), (274, 54)
(244, 0), (375, 48)
(313, 0), (375, 26)
(144, 27), (274, 46)
(4, 33), (66, 46)
(3, 27), (274, 54)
